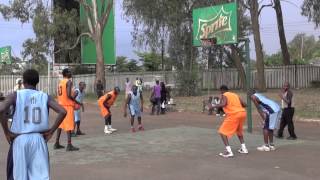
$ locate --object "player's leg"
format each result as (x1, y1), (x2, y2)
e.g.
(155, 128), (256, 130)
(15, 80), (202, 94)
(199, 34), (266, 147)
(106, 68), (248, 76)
(75, 111), (85, 135)
(156, 98), (161, 115)
(136, 108), (144, 131)
(53, 128), (65, 149)
(65, 107), (79, 151)
(218, 117), (237, 158)
(236, 112), (248, 154)
(268, 130), (275, 150)
(104, 115), (112, 134)
(28, 134), (50, 179)
(287, 107), (297, 139)
(12, 135), (28, 180)
(129, 106), (136, 132)
(277, 110), (287, 138)
(257, 114), (271, 152)
(7, 144), (14, 180)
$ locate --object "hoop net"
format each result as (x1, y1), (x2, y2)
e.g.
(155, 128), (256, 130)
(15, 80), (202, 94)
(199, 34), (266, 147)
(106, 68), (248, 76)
(200, 37), (217, 47)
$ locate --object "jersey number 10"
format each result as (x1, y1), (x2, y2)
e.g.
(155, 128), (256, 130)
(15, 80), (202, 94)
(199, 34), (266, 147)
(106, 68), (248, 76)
(24, 106), (42, 124)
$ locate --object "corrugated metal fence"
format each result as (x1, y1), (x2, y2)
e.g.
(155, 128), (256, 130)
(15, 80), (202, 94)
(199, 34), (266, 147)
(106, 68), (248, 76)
(1, 65), (320, 95)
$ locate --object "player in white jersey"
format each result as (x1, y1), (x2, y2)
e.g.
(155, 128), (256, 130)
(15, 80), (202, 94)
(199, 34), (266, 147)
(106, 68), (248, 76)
(73, 82), (86, 135)
(0, 69), (67, 180)
(124, 85), (144, 133)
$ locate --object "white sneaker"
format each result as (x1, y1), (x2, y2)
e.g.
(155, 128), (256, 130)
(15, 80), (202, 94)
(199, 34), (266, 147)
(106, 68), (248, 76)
(238, 148), (249, 154)
(269, 145), (276, 151)
(257, 145), (270, 152)
(108, 128), (117, 132)
(219, 151), (234, 158)
(104, 129), (112, 134)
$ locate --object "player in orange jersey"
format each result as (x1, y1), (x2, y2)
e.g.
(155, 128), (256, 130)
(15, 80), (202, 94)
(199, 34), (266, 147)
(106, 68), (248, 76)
(54, 68), (82, 151)
(212, 85), (248, 158)
(98, 87), (120, 134)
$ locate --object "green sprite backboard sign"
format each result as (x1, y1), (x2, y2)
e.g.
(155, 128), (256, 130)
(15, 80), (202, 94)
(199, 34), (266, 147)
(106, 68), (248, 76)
(80, 0), (115, 65)
(0, 46), (11, 64)
(193, 2), (238, 46)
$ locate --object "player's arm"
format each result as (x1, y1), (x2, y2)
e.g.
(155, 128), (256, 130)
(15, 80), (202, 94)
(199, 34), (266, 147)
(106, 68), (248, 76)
(251, 96), (266, 120)
(239, 97), (247, 107)
(0, 93), (18, 144)
(124, 94), (131, 117)
(140, 92), (144, 112)
(67, 80), (81, 105)
(213, 95), (227, 109)
(103, 94), (112, 109)
(43, 96), (67, 142)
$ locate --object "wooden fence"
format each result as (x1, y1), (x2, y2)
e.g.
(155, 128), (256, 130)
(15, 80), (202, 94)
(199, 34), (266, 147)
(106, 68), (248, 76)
(1, 65), (320, 95)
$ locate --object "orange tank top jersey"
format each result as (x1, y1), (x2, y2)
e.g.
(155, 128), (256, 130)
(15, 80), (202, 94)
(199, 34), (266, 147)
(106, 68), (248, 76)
(98, 90), (117, 108)
(222, 92), (246, 115)
(57, 78), (74, 106)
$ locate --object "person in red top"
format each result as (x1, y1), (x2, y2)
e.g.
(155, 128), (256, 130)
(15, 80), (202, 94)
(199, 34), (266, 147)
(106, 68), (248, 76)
(98, 87), (120, 134)
(54, 68), (82, 151)
(212, 85), (248, 158)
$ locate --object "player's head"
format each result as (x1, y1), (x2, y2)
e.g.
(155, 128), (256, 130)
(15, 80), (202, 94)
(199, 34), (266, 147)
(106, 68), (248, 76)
(208, 96), (213, 101)
(247, 88), (256, 100)
(136, 77), (139, 80)
(114, 86), (120, 94)
(156, 80), (159, 85)
(16, 78), (22, 85)
(23, 69), (39, 87)
(219, 85), (229, 94)
(79, 82), (86, 90)
(283, 82), (290, 91)
(126, 77), (129, 82)
(132, 85), (138, 94)
(160, 82), (165, 88)
(62, 68), (72, 78)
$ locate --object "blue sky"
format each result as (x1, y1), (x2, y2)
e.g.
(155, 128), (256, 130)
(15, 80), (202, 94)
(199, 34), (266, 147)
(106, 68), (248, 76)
(0, 0), (319, 60)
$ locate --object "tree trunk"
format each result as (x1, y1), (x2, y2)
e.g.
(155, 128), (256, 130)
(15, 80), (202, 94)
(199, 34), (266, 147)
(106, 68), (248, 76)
(208, 48), (214, 69)
(230, 45), (247, 90)
(95, 26), (106, 89)
(274, 0), (290, 65)
(249, 0), (266, 91)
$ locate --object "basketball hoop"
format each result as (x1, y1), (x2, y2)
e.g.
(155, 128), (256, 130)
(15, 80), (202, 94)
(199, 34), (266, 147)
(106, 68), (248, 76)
(200, 37), (217, 47)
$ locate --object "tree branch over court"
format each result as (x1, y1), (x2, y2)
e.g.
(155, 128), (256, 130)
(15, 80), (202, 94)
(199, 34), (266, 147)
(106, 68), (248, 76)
(301, 0), (320, 28)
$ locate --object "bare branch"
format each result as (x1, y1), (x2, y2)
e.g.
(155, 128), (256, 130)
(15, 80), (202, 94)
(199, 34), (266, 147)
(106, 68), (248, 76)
(54, 32), (92, 54)
(91, 0), (99, 26)
(258, 1), (274, 16)
(101, 0), (113, 28)
(78, 0), (95, 34)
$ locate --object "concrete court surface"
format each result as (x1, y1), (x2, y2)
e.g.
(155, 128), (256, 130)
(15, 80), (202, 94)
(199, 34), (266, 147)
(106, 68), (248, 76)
(0, 104), (319, 180)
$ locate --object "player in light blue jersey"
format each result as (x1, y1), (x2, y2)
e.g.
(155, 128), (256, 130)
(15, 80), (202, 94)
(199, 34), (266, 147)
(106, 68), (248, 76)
(124, 85), (144, 133)
(0, 69), (67, 180)
(73, 82), (86, 136)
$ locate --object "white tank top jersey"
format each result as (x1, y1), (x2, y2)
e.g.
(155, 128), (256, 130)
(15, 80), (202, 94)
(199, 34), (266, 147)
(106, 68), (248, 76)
(11, 89), (49, 134)
(129, 91), (141, 108)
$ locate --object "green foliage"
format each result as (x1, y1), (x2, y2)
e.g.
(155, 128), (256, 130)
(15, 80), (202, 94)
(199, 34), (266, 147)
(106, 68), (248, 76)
(136, 52), (161, 71)
(302, 0), (320, 27)
(115, 56), (141, 72)
(176, 70), (200, 96)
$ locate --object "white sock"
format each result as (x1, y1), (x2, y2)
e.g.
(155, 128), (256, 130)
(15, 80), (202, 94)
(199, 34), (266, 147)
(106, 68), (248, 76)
(226, 146), (232, 153)
(108, 125), (112, 129)
(241, 144), (247, 149)
(105, 125), (108, 130)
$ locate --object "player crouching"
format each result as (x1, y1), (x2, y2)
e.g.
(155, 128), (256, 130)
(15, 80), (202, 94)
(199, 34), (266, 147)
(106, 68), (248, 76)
(124, 85), (144, 133)
(98, 87), (120, 134)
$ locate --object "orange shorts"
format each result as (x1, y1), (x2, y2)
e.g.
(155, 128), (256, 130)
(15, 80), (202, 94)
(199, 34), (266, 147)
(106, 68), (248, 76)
(218, 111), (246, 138)
(59, 106), (75, 131)
(99, 105), (111, 118)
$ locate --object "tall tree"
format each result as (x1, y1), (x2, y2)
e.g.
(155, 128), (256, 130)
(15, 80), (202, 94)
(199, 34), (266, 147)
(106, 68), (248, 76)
(273, 0), (290, 65)
(302, 0), (320, 27)
(78, 0), (113, 86)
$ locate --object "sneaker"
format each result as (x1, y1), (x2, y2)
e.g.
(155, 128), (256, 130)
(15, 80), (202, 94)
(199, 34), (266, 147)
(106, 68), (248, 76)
(216, 114), (220, 116)
(131, 127), (136, 133)
(219, 151), (234, 158)
(238, 148), (249, 154)
(53, 143), (65, 150)
(76, 131), (86, 135)
(269, 145), (276, 151)
(66, 144), (79, 151)
(138, 126), (144, 131)
(287, 136), (297, 140)
(257, 145), (270, 152)
(108, 128), (117, 132)
(104, 129), (112, 134)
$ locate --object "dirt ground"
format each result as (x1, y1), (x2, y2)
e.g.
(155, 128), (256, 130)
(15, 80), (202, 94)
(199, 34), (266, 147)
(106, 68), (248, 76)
(0, 103), (320, 180)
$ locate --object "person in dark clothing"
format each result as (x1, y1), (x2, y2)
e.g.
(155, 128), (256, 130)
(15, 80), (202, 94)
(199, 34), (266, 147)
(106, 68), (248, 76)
(160, 82), (167, 114)
(276, 82), (297, 140)
(96, 80), (104, 99)
(151, 80), (161, 115)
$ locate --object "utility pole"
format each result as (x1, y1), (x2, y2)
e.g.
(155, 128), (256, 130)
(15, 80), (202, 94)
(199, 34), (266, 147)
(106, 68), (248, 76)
(300, 35), (304, 60)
